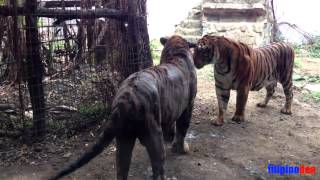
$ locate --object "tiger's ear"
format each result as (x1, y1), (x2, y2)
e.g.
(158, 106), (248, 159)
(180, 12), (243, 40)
(188, 42), (196, 48)
(160, 37), (168, 46)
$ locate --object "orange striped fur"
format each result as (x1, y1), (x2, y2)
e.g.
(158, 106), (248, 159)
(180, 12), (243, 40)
(193, 35), (294, 126)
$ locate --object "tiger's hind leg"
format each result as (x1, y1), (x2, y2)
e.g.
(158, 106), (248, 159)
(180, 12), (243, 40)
(257, 82), (277, 108)
(116, 136), (136, 180)
(139, 113), (165, 180)
(280, 79), (293, 115)
(172, 105), (193, 154)
(139, 130), (165, 180)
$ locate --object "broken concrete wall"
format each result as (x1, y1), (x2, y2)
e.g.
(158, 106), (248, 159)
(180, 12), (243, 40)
(175, 0), (272, 47)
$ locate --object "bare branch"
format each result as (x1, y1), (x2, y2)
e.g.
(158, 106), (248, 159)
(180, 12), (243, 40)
(278, 22), (315, 44)
(41, 0), (98, 8)
(35, 8), (127, 20)
(0, 6), (127, 20)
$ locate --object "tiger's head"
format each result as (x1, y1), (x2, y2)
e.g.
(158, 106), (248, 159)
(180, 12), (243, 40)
(159, 35), (196, 64)
(193, 35), (221, 69)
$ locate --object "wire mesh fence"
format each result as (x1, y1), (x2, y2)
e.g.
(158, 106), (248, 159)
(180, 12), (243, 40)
(0, 0), (153, 142)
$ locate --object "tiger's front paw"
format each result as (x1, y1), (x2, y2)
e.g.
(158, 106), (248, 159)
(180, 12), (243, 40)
(281, 107), (292, 115)
(172, 141), (189, 154)
(256, 102), (267, 108)
(231, 115), (245, 123)
(211, 117), (224, 126)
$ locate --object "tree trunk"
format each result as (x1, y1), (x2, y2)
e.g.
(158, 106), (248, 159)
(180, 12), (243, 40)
(270, 0), (279, 42)
(25, 0), (46, 139)
(91, 0), (152, 108)
(0, 0), (25, 84)
(126, 0), (153, 75)
(102, 0), (152, 78)
(86, 0), (95, 65)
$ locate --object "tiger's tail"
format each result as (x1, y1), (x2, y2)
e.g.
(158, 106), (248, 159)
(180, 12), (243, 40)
(48, 110), (119, 180)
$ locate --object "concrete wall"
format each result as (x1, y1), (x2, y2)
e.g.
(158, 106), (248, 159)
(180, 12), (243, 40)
(175, 0), (271, 47)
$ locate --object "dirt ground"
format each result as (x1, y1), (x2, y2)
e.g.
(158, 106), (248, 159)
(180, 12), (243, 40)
(295, 58), (320, 76)
(1, 65), (320, 180)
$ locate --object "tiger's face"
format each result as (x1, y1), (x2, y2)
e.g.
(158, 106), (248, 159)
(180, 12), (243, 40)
(193, 36), (220, 69)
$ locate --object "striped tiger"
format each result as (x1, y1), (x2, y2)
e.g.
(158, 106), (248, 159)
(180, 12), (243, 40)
(193, 35), (294, 126)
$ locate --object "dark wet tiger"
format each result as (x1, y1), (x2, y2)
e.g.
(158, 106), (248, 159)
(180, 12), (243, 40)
(48, 35), (197, 180)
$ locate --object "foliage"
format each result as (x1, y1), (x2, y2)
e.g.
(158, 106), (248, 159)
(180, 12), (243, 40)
(294, 73), (320, 103)
(45, 41), (65, 52)
(308, 37), (320, 58)
(292, 44), (303, 56)
(303, 91), (320, 103)
(311, 91), (320, 102)
(306, 75), (320, 83)
(53, 41), (65, 50)
(37, 18), (44, 28)
(0, 0), (4, 5)
(79, 102), (106, 119)
(150, 39), (161, 65)
(293, 36), (320, 58)
(292, 73), (304, 81)
(294, 58), (303, 68)
(293, 73), (320, 83)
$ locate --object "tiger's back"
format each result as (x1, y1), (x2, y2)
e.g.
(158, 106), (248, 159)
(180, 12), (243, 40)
(250, 42), (295, 91)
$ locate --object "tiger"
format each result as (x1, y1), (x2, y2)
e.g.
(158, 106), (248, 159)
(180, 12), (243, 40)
(48, 35), (197, 180)
(193, 35), (294, 126)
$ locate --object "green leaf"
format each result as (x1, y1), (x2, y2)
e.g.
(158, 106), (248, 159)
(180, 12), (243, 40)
(292, 74), (305, 81)
(311, 91), (320, 102)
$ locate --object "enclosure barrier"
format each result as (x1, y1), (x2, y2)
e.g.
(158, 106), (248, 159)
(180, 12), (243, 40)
(0, 0), (152, 142)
